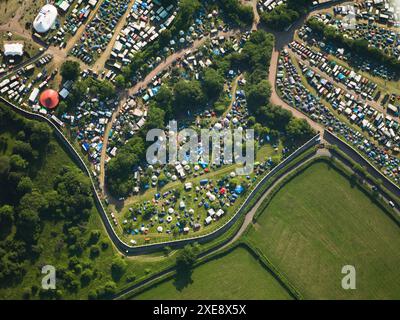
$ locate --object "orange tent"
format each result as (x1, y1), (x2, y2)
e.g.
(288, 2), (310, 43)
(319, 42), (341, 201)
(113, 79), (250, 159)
(39, 89), (59, 109)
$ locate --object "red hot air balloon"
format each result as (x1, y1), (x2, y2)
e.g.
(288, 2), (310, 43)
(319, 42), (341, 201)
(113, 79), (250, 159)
(39, 89), (59, 109)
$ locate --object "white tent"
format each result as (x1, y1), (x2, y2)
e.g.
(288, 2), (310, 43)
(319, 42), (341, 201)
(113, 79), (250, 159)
(3, 43), (24, 56)
(33, 4), (58, 33)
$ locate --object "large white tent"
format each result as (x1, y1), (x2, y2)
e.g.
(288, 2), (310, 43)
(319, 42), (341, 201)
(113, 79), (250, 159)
(3, 43), (24, 56)
(33, 4), (58, 33)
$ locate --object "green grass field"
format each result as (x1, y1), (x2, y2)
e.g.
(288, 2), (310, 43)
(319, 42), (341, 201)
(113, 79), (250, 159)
(248, 161), (400, 299)
(133, 246), (293, 300)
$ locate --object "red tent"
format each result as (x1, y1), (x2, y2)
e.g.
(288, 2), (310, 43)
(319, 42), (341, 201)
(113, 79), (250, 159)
(39, 89), (59, 109)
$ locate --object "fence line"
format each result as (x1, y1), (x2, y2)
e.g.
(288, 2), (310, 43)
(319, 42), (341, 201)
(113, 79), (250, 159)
(324, 130), (400, 198)
(1, 96), (320, 254)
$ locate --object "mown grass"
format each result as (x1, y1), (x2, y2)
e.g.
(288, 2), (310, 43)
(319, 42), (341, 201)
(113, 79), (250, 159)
(247, 161), (400, 299)
(133, 246), (293, 300)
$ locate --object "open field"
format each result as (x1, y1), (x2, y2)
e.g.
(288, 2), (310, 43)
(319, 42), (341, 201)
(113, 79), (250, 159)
(0, 0), (45, 28)
(248, 161), (400, 299)
(0, 0), (21, 25)
(133, 246), (293, 300)
(18, 0), (46, 29)
(0, 31), (41, 66)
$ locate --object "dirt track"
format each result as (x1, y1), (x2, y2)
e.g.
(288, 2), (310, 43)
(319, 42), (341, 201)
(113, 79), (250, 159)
(98, 30), (238, 194)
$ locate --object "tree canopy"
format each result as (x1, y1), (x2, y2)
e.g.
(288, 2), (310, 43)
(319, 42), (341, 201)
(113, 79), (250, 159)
(61, 60), (81, 81)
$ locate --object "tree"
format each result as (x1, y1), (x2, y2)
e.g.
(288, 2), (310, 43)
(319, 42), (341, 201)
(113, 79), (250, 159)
(111, 257), (127, 281)
(0, 136), (8, 152)
(202, 68), (225, 100)
(89, 245), (100, 259)
(286, 118), (314, 142)
(171, 0), (201, 33)
(144, 105), (165, 131)
(261, 5), (300, 31)
(114, 75), (126, 89)
(107, 135), (146, 197)
(154, 85), (173, 118)
(100, 281), (117, 299)
(0, 155), (10, 177)
(88, 230), (101, 245)
(176, 244), (198, 272)
(61, 60), (81, 81)
(29, 122), (51, 150)
(15, 208), (41, 243)
(12, 141), (34, 161)
(81, 269), (94, 286)
(246, 80), (271, 113)
(217, 0), (254, 27)
(97, 80), (116, 100)
(0, 205), (14, 226)
(258, 104), (292, 131)
(16, 176), (33, 197)
(173, 80), (204, 115)
(159, 29), (172, 47)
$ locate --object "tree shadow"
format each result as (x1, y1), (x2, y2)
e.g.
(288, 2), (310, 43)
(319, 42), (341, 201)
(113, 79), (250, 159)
(0, 223), (12, 240)
(172, 267), (194, 292)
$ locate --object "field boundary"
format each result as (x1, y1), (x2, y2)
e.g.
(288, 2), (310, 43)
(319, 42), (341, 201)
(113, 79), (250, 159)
(324, 130), (400, 197)
(0, 96), (322, 254)
(115, 146), (320, 298)
(328, 145), (400, 208)
(120, 241), (300, 300)
(252, 156), (400, 227)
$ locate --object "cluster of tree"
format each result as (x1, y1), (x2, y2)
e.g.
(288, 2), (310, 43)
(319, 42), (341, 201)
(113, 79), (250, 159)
(250, 103), (314, 144)
(224, 30), (315, 144)
(88, 281), (117, 300)
(306, 18), (400, 74)
(0, 106), (94, 287)
(107, 136), (146, 196)
(148, 67), (225, 119)
(237, 30), (274, 83)
(61, 61), (81, 82)
(260, 0), (313, 31)
(216, 0), (253, 27)
(57, 77), (116, 116)
(170, 0), (201, 34)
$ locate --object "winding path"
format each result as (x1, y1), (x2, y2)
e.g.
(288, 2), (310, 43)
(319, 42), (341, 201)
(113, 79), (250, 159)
(98, 30), (238, 194)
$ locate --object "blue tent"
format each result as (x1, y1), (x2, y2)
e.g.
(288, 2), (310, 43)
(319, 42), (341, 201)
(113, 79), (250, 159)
(235, 185), (244, 194)
(199, 161), (208, 169)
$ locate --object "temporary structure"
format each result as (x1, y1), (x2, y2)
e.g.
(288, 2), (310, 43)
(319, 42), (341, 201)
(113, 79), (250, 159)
(40, 89), (59, 109)
(33, 4), (58, 33)
(3, 43), (24, 56)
